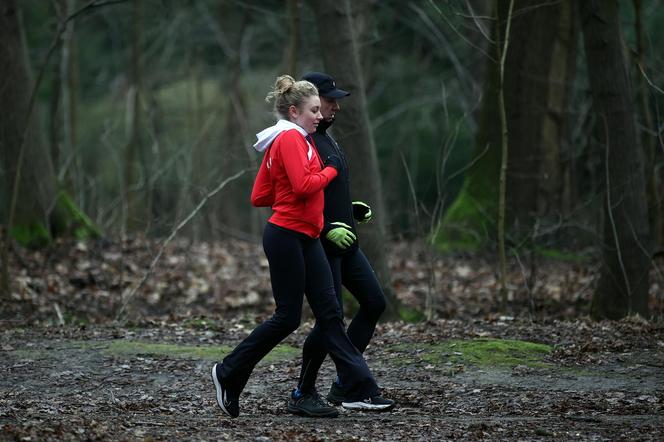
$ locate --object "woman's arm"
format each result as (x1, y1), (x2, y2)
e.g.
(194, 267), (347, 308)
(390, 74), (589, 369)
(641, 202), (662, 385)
(250, 151), (275, 207)
(279, 130), (337, 197)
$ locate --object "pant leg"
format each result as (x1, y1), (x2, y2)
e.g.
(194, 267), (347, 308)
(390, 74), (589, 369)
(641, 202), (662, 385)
(342, 248), (386, 353)
(299, 248), (386, 392)
(301, 239), (378, 401)
(298, 255), (343, 393)
(219, 224), (305, 395)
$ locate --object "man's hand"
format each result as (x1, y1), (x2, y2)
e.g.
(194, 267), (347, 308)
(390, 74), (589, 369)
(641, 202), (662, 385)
(325, 222), (357, 249)
(352, 201), (372, 224)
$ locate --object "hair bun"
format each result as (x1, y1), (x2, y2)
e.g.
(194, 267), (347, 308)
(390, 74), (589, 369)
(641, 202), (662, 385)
(266, 75), (295, 103)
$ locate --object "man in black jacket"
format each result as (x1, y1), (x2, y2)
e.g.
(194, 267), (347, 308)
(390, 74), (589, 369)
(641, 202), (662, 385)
(287, 72), (391, 417)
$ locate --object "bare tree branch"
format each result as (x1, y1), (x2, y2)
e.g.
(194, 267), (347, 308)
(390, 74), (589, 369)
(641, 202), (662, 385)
(115, 168), (249, 321)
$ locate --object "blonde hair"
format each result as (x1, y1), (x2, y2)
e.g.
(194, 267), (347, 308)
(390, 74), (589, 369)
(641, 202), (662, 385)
(265, 75), (319, 120)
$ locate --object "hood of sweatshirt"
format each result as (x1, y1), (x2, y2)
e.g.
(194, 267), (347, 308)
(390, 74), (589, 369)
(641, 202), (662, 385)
(253, 119), (308, 152)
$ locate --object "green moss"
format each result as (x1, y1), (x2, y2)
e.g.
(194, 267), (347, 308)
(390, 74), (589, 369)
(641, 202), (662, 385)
(391, 339), (553, 369)
(434, 188), (495, 253)
(55, 191), (102, 240)
(10, 223), (51, 247)
(9, 191), (101, 247)
(535, 247), (591, 263)
(399, 306), (426, 323)
(102, 340), (299, 363)
(11, 340), (300, 364)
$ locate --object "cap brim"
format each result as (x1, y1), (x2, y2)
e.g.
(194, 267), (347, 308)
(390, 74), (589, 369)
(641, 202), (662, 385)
(321, 89), (350, 99)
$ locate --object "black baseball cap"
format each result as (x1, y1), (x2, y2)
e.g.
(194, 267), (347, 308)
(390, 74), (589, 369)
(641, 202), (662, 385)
(302, 72), (350, 99)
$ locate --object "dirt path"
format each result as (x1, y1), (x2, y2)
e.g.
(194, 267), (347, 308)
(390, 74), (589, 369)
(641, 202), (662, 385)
(1, 318), (663, 441)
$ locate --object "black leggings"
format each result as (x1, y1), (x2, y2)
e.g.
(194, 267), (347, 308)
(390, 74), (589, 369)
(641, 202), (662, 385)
(298, 247), (386, 393)
(219, 223), (378, 401)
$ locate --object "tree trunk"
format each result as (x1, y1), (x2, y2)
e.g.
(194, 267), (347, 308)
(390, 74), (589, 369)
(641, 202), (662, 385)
(307, 0), (400, 319)
(579, 0), (651, 319)
(633, 0), (662, 247)
(436, 0), (578, 251)
(0, 0), (59, 244)
(505, 0), (578, 233)
(286, 0), (300, 75)
(214, 4), (256, 241)
(123, 0), (145, 234)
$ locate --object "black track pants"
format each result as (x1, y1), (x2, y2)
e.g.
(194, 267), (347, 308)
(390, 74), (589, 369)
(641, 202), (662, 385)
(298, 247), (386, 393)
(219, 223), (378, 401)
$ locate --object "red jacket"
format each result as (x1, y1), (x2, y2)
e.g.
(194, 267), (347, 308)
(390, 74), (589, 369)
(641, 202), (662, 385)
(251, 129), (337, 238)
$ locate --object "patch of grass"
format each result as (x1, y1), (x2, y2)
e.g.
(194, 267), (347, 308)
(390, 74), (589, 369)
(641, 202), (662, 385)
(102, 340), (300, 363)
(399, 306), (426, 323)
(535, 246), (591, 263)
(391, 338), (553, 369)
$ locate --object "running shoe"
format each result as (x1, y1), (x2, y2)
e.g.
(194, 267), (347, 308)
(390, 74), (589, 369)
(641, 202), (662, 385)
(341, 395), (395, 411)
(287, 390), (339, 418)
(326, 381), (346, 405)
(211, 363), (239, 418)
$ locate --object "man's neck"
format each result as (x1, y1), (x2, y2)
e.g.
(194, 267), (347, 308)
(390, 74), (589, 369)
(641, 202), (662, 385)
(317, 119), (333, 133)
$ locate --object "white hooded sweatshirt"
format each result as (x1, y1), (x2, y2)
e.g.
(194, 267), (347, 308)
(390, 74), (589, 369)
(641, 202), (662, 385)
(253, 119), (309, 153)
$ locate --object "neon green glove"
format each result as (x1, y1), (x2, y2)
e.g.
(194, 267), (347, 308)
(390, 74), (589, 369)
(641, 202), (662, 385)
(352, 201), (372, 224)
(326, 222), (357, 249)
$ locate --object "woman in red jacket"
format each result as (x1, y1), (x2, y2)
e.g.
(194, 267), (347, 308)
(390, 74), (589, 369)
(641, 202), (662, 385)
(211, 75), (393, 418)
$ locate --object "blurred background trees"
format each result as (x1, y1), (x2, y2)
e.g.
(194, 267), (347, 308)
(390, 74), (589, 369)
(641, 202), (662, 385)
(1, 0), (662, 319)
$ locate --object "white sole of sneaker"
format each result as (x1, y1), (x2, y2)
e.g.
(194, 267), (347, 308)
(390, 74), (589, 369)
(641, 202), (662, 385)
(341, 401), (394, 411)
(211, 364), (233, 417)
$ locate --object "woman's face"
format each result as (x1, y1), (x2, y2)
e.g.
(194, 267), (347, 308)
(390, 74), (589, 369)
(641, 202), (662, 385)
(290, 95), (323, 134)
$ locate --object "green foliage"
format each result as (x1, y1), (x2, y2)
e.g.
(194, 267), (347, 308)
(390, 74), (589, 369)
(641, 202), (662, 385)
(434, 186), (495, 253)
(398, 306), (426, 323)
(9, 192), (100, 247)
(10, 223), (51, 248)
(55, 192), (102, 240)
(535, 247), (592, 263)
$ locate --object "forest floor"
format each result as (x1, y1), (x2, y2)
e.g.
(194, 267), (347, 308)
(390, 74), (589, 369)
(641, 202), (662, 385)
(1, 237), (664, 440)
(1, 317), (663, 441)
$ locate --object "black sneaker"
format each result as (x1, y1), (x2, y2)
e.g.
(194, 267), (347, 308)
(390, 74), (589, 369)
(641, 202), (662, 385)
(342, 395), (395, 411)
(211, 363), (239, 418)
(326, 382), (346, 405)
(287, 390), (339, 418)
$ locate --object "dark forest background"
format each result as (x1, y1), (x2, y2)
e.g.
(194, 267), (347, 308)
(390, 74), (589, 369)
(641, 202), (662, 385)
(1, 0), (663, 323)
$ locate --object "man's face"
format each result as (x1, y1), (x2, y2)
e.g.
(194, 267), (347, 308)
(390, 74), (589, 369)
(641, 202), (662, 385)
(319, 96), (341, 123)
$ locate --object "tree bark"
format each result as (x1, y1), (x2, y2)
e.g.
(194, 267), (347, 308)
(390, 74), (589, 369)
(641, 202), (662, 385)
(437, 0), (578, 250)
(633, 0), (662, 247)
(579, 0), (651, 319)
(307, 0), (400, 319)
(0, 0), (59, 242)
(123, 0), (145, 233)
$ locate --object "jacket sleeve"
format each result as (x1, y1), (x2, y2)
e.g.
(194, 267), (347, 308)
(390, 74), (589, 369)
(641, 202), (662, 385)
(250, 150), (274, 207)
(280, 131), (337, 197)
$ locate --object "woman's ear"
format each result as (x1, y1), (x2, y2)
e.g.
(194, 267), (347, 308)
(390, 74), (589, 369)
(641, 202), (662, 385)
(288, 104), (298, 121)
